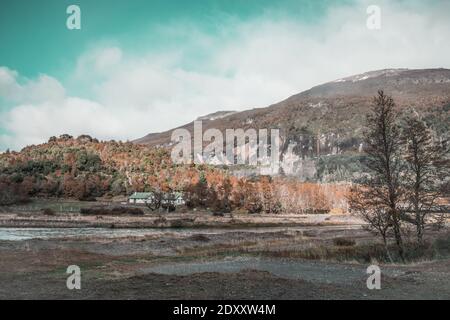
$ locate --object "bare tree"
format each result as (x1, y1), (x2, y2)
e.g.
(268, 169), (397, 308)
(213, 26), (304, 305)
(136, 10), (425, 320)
(401, 115), (450, 243)
(350, 91), (406, 261)
(348, 185), (394, 262)
(146, 189), (164, 211)
(146, 189), (178, 212)
(161, 192), (177, 212)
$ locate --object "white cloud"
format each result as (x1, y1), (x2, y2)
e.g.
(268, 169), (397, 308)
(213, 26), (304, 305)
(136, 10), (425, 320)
(0, 67), (65, 104)
(1, 0), (450, 151)
(1, 97), (124, 150)
(75, 47), (123, 77)
(213, 0), (450, 95)
(0, 67), (19, 98)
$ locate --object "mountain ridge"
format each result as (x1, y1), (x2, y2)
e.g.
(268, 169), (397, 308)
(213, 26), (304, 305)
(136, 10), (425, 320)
(135, 68), (450, 147)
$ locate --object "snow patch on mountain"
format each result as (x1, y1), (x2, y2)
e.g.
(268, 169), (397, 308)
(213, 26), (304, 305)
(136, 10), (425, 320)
(333, 68), (409, 83)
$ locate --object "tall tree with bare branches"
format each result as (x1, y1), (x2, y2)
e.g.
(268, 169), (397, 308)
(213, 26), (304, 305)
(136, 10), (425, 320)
(401, 115), (450, 243)
(349, 90), (406, 261)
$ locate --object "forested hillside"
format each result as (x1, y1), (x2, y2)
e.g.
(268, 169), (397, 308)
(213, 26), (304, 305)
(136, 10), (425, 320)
(0, 134), (348, 213)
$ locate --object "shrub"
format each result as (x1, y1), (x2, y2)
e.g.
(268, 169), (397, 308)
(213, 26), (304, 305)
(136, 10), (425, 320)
(169, 218), (195, 228)
(189, 234), (211, 242)
(213, 211), (225, 217)
(154, 216), (167, 225)
(41, 208), (56, 216)
(78, 196), (97, 202)
(0, 185), (30, 206)
(80, 206), (144, 216)
(333, 237), (356, 246)
(111, 206), (144, 215)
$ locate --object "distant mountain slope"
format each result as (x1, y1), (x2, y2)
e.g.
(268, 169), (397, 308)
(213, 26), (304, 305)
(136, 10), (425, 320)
(136, 68), (450, 145)
(135, 68), (450, 181)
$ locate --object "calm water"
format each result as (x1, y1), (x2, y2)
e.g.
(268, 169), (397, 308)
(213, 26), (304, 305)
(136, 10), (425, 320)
(0, 227), (199, 241)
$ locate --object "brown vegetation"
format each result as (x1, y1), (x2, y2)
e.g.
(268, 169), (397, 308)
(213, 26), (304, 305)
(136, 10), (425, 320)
(0, 135), (349, 214)
(80, 206), (144, 216)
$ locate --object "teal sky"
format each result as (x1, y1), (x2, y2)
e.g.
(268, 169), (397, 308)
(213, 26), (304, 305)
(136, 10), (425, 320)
(1, 0), (449, 151)
(0, 0), (340, 78)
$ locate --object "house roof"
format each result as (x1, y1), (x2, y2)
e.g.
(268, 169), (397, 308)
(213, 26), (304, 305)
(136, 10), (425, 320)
(129, 192), (152, 199)
(129, 191), (184, 200)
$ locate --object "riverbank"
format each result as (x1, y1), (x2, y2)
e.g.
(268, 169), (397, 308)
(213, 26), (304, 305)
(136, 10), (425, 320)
(0, 223), (449, 299)
(1, 199), (448, 299)
(0, 197), (366, 229)
(0, 210), (362, 229)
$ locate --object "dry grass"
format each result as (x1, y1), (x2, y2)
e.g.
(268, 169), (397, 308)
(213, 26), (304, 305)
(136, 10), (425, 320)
(333, 237), (356, 246)
(174, 231), (450, 265)
(256, 232), (450, 264)
(177, 240), (259, 257)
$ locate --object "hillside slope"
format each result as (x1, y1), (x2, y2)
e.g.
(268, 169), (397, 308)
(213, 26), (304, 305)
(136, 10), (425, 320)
(0, 135), (206, 201)
(135, 68), (450, 181)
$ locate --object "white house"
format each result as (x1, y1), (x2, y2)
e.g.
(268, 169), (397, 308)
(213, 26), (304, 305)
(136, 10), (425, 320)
(128, 192), (153, 204)
(128, 192), (185, 206)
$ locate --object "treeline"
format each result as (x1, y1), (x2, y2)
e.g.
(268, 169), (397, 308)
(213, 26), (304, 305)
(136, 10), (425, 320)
(0, 134), (349, 214)
(181, 173), (348, 214)
(0, 135), (174, 203)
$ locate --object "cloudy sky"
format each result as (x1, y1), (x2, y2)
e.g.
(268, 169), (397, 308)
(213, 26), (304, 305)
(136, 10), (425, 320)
(1, 0), (449, 151)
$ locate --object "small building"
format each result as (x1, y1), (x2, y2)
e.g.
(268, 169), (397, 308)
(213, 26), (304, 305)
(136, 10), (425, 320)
(128, 191), (185, 206)
(166, 191), (185, 206)
(128, 192), (153, 204)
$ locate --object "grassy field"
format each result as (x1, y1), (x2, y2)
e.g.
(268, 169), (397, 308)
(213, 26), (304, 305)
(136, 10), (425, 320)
(0, 223), (448, 299)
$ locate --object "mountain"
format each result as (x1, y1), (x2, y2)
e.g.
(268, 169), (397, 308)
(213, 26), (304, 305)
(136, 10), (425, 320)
(1, 69), (447, 207)
(135, 68), (450, 181)
(196, 111), (238, 121)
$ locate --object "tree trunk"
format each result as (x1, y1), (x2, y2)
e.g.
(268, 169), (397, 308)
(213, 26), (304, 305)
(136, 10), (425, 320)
(382, 234), (394, 263)
(392, 217), (405, 262)
(416, 215), (424, 245)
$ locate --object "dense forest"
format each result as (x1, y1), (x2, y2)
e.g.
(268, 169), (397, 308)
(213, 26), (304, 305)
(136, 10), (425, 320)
(0, 134), (348, 214)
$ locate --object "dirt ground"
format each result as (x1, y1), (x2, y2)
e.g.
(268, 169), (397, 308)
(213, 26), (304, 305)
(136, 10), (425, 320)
(0, 206), (361, 229)
(0, 224), (449, 300)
